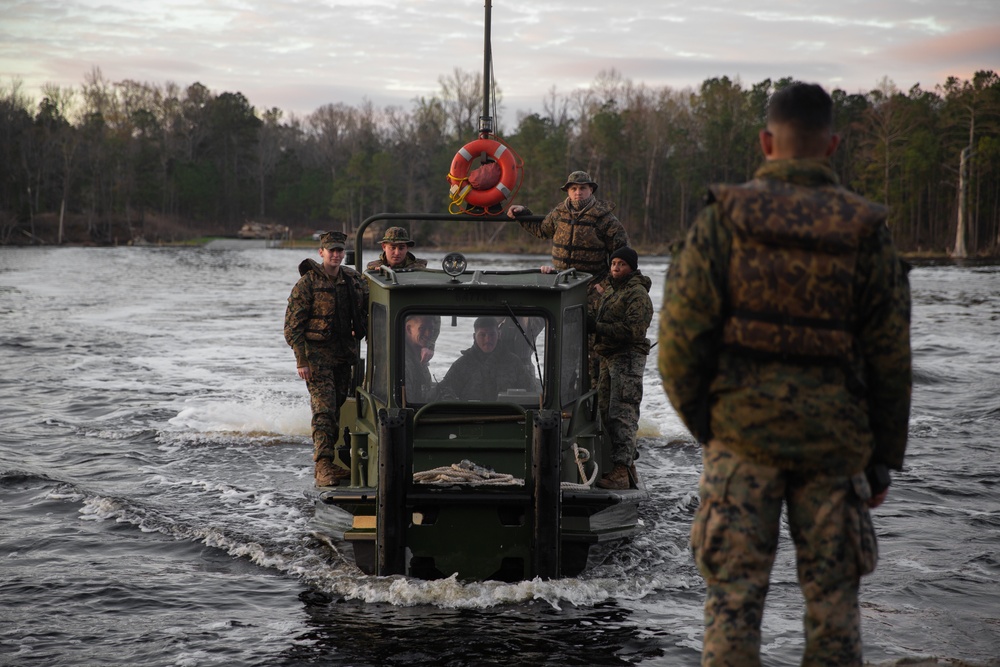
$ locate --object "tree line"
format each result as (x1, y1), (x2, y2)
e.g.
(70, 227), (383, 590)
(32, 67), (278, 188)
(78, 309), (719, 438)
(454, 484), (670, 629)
(1, 67), (998, 255)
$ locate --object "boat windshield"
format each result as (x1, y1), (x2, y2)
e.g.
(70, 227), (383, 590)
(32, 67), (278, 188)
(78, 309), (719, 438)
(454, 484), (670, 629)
(402, 312), (546, 406)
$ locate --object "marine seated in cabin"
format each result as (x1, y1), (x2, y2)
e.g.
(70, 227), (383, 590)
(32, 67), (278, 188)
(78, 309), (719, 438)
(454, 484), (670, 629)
(403, 314), (440, 403)
(433, 316), (539, 403)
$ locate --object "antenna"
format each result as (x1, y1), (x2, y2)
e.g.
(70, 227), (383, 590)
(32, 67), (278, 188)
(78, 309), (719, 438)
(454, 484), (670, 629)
(479, 0), (493, 138)
(447, 0), (522, 215)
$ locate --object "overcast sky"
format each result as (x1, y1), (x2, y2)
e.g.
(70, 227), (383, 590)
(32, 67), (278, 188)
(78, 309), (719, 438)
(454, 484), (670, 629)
(2, 0), (998, 124)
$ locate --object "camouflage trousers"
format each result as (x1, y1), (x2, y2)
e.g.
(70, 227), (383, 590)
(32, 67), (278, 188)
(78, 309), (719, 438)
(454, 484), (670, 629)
(304, 346), (353, 462)
(586, 277), (610, 388)
(597, 351), (645, 466)
(691, 440), (878, 667)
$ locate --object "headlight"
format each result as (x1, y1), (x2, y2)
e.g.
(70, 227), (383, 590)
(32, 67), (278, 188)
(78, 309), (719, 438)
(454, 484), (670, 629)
(442, 252), (467, 277)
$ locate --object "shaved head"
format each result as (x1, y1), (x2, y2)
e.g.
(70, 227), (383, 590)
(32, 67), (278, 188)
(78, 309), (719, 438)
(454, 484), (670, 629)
(762, 82), (839, 160)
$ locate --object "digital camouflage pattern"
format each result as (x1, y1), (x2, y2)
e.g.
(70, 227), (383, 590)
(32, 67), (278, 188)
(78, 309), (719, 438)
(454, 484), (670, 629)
(561, 170), (599, 192)
(318, 230), (347, 250)
(377, 226), (416, 245)
(692, 440), (877, 667)
(284, 258), (369, 462)
(713, 179), (886, 362)
(516, 197), (630, 283)
(284, 258), (368, 366)
(659, 158), (912, 477)
(597, 353), (646, 467)
(593, 270), (653, 358)
(660, 157), (910, 667)
(303, 348), (353, 463)
(518, 195), (629, 386)
(593, 269), (653, 466)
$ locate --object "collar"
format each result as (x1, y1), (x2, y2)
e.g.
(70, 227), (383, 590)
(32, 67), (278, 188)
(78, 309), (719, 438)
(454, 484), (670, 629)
(754, 158), (840, 187)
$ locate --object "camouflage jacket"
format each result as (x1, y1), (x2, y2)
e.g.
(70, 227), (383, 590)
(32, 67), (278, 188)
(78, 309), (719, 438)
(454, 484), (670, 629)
(366, 252), (428, 271)
(593, 270), (653, 357)
(284, 259), (369, 367)
(658, 159), (912, 475)
(518, 197), (630, 282)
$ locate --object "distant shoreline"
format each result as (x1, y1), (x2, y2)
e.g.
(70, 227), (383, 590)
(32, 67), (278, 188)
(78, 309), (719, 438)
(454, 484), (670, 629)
(2, 212), (990, 260)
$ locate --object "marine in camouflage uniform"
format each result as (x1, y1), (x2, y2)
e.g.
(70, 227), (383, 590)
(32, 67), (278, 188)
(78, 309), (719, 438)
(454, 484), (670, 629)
(284, 231), (369, 486)
(433, 317), (536, 402)
(591, 247), (653, 490)
(402, 314), (440, 403)
(366, 226), (428, 271)
(508, 171), (631, 385)
(658, 83), (912, 666)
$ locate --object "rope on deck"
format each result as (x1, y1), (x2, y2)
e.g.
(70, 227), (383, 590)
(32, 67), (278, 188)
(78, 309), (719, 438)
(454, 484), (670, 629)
(413, 459), (524, 486)
(411, 443), (598, 489)
(561, 443), (599, 490)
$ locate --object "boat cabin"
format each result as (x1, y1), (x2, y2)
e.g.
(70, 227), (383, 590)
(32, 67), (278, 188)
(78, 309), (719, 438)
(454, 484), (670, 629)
(316, 213), (645, 582)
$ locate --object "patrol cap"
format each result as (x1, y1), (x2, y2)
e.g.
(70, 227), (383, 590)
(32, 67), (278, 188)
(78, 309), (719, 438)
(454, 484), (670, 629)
(561, 170), (598, 193)
(379, 226), (416, 246)
(611, 246), (638, 271)
(319, 231), (347, 249)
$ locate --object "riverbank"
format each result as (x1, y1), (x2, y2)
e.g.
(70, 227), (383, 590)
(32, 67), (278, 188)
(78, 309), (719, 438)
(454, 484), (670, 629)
(2, 211), (983, 261)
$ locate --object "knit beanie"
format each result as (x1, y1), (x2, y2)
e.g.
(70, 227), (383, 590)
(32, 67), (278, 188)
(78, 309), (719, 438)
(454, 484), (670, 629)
(610, 247), (638, 271)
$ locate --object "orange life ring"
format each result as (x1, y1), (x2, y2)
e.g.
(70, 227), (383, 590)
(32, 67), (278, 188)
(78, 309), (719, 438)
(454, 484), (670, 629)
(448, 138), (517, 209)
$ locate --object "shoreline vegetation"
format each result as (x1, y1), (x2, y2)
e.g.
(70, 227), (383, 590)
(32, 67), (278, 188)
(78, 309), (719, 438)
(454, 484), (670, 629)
(0, 211), (983, 262)
(2, 70), (998, 258)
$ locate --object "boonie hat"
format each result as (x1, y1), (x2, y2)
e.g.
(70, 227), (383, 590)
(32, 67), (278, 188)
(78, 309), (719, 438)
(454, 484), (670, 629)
(611, 246), (638, 271)
(379, 226), (416, 246)
(319, 231), (347, 249)
(561, 170), (598, 193)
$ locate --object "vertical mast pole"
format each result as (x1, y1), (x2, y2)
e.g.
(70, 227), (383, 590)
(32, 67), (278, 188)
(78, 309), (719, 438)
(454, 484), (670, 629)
(479, 0), (493, 138)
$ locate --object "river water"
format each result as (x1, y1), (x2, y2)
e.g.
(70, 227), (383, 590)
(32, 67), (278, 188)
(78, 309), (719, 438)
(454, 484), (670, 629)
(1, 245), (998, 667)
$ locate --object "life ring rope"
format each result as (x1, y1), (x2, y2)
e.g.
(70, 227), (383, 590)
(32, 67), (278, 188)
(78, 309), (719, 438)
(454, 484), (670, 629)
(447, 135), (523, 215)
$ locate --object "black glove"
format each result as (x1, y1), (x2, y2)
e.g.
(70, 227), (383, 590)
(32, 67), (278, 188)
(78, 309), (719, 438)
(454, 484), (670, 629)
(865, 463), (891, 496)
(586, 314), (597, 333)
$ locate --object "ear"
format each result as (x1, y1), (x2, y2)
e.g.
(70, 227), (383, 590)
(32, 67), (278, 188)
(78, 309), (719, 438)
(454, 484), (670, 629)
(825, 133), (841, 157)
(759, 129), (774, 158)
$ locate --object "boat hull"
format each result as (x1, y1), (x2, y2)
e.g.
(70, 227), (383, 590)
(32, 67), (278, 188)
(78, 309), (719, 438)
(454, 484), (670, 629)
(316, 481), (647, 581)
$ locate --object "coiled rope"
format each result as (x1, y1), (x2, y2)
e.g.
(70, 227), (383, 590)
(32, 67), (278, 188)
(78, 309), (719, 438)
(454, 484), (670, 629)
(413, 459), (523, 486)
(562, 443), (599, 490)
(411, 444), (598, 489)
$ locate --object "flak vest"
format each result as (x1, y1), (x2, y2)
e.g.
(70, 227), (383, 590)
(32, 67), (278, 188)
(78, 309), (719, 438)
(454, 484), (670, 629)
(303, 267), (365, 345)
(710, 179), (887, 365)
(550, 200), (618, 279)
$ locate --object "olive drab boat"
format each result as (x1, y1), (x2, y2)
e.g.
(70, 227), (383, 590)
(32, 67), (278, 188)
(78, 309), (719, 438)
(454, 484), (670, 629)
(311, 1), (647, 581)
(313, 212), (648, 581)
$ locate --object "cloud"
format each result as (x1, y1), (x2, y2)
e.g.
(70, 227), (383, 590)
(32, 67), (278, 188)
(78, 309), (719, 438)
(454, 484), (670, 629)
(1, 0), (997, 119)
(882, 24), (1000, 66)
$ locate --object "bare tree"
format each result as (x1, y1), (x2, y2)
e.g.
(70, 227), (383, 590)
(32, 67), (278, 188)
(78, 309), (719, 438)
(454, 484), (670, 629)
(864, 78), (913, 209)
(941, 71), (1000, 257)
(438, 68), (484, 141)
(41, 84), (79, 244)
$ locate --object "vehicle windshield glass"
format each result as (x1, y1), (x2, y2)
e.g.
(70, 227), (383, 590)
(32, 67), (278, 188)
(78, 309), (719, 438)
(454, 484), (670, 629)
(402, 313), (546, 406)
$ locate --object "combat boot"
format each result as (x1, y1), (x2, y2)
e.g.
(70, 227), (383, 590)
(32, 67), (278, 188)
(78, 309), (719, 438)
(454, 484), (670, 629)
(596, 464), (630, 490)
(315, 458), (350, 487)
